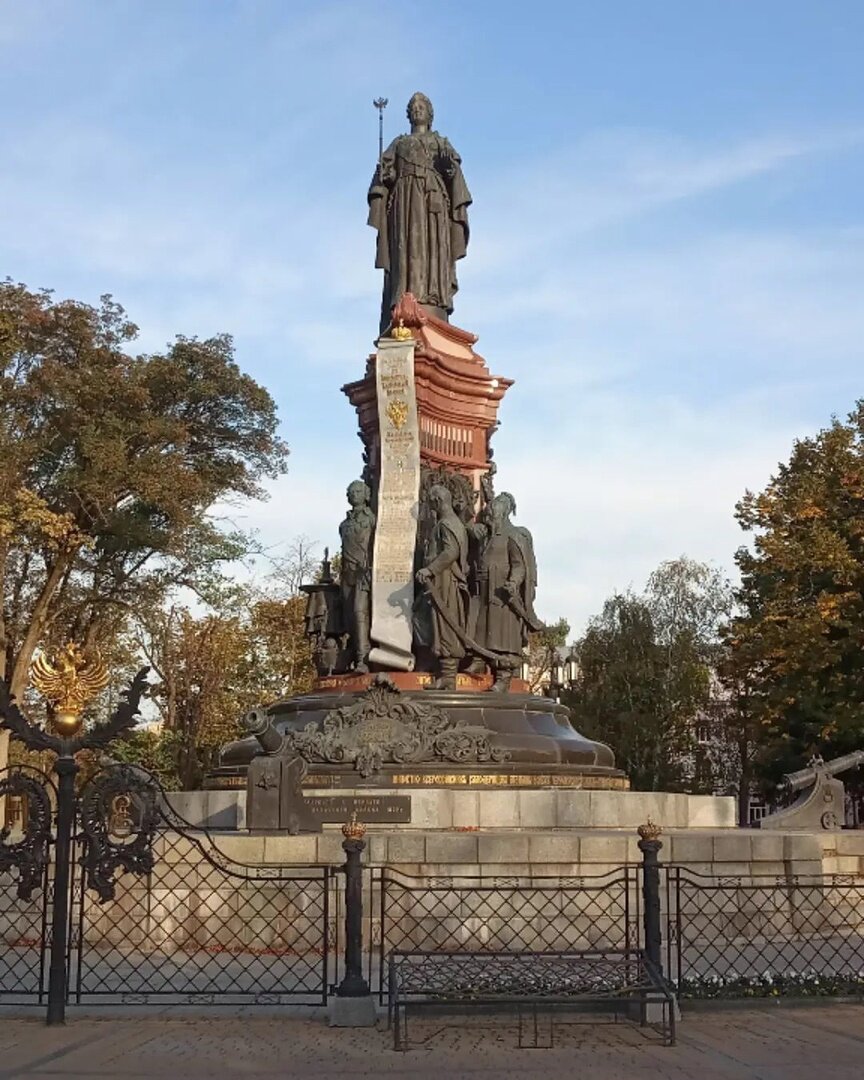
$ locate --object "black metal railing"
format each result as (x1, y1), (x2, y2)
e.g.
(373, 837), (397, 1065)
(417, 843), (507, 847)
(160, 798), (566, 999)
(0, 763), (338, 1013)
(0, 765), (54, 1005)
(0, 845), (50, 1004)
(71, 826), (334, 1006)
(3, 753), (864, 1016)
(665, 866), (864, 998)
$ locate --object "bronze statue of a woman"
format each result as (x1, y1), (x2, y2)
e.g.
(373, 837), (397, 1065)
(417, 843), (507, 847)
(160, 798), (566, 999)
(368, 92), (472, 332)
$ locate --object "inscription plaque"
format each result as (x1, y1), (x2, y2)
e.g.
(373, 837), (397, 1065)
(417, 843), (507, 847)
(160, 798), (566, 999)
(368, 338), (420, 670)
(304, 795), (412, 823)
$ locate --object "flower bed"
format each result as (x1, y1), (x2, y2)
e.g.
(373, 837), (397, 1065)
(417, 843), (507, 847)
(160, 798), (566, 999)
(678, 971), (864, 999)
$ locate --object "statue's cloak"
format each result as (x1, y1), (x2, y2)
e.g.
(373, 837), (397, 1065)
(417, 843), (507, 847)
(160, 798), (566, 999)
(510, 525), (540, 628)
(368, 129), (471, 326)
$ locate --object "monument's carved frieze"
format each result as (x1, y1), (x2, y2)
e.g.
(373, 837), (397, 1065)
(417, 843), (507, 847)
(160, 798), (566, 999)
(286, 678), (509, 778)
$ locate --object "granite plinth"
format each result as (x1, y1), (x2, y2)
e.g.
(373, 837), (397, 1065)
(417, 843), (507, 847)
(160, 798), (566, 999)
(147, 821), (864, 880)
(166, 786), (735, 832)
(210, 685), (620, 790)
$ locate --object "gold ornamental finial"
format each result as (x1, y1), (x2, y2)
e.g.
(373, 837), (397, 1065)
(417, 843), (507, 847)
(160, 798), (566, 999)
(391, 318), (412, 341)
(341, 811), (367, 841)
(30, 642), (109, 737)
(637, 818), (662, 842)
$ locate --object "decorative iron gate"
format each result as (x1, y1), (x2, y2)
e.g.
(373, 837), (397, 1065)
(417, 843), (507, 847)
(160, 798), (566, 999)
(0, 763), (336, 1009)
(0, 766), (54, 1004)
(72, 812), (335, 1006)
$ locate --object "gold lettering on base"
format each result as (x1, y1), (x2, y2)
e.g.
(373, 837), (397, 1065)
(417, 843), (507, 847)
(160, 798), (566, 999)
(208, 771), (629, 792)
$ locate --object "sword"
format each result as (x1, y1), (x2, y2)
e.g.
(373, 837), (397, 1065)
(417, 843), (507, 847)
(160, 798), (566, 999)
(501, 586), (545, 634)
(420, 580), (499, 662)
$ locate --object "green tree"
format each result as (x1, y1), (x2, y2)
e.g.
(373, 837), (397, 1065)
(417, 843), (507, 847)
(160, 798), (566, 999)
(727, 404), (864, 797)
(0, 281), (288, 769)
(712, 643), (764, 825)
(106, 728), (183, 790)
(526, 616), (570, 693)
(134, 607), (257, 789)
(566, 558), (731, 791)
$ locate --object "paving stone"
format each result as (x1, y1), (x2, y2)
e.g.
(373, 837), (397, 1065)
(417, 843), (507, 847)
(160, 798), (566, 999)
(1, 1006), (864, 1078)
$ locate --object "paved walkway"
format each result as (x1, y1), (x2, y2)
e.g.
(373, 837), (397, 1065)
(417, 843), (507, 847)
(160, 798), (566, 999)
(0, 1005), (862, 1078)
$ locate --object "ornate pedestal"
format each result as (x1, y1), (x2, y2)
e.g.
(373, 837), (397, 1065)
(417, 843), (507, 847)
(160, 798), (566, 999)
(209, 674), (623, 792)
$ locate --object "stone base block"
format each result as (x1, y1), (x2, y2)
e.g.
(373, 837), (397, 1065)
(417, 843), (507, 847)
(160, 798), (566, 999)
(166, 786), (737, 832)
(169, 824), (864, 886)
(328, 994), (377, 1027)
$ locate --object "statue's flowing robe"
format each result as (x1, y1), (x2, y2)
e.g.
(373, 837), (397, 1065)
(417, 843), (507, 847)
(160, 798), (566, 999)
(368, 130), (471, 329)
(423, 514), (470, 659)
(473, 524), (539, 663)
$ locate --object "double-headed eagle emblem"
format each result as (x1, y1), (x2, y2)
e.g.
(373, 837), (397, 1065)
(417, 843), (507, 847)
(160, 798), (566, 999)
(30, 642), (109, 735)
(386, 399), (409, 430)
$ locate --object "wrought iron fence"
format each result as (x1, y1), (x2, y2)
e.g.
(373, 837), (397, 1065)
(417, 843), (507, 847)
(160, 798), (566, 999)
(369, 865), (641, 1000)
(71, 826), (335, 1006)
(665, 866), (864, 998)
(4, 752), (864, 1014)
(0, 867), (48, 1003)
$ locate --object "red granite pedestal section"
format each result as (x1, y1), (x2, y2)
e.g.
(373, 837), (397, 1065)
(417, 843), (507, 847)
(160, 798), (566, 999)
(341, 293), (513, 492)
(313, 671), (530, 694)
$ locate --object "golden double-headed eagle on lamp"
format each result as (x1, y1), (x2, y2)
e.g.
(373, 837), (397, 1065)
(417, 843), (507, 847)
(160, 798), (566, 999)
(30, 642), (109, 736)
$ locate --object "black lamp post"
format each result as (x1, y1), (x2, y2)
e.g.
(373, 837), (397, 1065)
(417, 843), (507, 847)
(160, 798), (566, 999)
(564, 647), (579, 689)
(542, 646), (579, 702)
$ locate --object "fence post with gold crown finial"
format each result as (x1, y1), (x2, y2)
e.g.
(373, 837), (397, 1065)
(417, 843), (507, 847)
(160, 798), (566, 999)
(637, 819), (664, 976)
(330, 813), (376, 1026)
(0, 643), (149, 1025)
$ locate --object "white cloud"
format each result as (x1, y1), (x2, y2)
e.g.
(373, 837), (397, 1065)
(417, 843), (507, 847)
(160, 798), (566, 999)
(467, 127), (864, 274)
(498, 394), (799, 629)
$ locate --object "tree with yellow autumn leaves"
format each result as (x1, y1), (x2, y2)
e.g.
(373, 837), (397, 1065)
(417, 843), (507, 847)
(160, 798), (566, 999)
(727, 404), (864, 792)
(128, 581), (315, 789)
(0, 280), (288, 772)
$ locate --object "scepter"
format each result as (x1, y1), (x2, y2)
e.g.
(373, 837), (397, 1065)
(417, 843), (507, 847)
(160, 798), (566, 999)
(373, 96), (388, 172)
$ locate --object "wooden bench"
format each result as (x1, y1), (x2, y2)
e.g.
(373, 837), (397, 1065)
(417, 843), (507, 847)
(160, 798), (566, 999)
(387, 948), (676, 1049)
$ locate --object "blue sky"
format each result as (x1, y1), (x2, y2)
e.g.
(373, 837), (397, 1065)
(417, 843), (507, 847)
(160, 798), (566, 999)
(3, 1), (864, 635)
